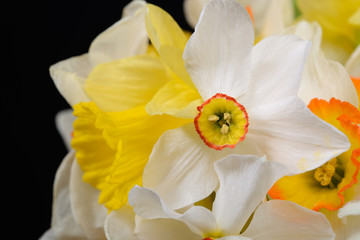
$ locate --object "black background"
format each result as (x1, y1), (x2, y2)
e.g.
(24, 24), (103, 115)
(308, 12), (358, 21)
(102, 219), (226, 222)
(8, 0), (191, 238)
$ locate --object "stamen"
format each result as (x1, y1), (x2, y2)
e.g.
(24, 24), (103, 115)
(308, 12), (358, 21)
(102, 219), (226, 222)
(208, 115), (220, 122)
(314, 158), (340, 188)
(221, 124), (229, 135)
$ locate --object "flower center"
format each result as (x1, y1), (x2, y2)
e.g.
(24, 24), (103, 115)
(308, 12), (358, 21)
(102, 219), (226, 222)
(194, 93), (249, 150)
(314, 158), (344, 189)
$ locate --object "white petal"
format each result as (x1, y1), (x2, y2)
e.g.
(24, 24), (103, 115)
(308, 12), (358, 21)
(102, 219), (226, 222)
(247, 97), (350, 174)
(129, 186), (218, 236)
(219, 236), (252, 240)
(40, 150), (86, 240)
(179, 206), (218, 236)
(338, 201), (360, 219)
(134, 218), (200, 240)
(143, 124), (219, 209)
(49, 54), (92, 106)
(183, 0), (208, 28)
(128, 185), (180, 219)
(284, 21), (358, 106)
(213, 155), (288, 235)
(104, 206), (137, 240)
(70, 160), (108, 239)
(239, 35), (311, 108)
(55, 109), (76, 151)
(183, 0), (254, 100)
(346, 44), (360, 77)
(88, 0), (147, 65)
(340, 215), (360, 240)
(243, 200), (335, 240)
(143, 123), (261, 210)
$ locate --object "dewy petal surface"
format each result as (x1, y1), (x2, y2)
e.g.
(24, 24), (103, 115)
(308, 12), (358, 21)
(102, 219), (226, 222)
(247, 97), (350, 175)
(239, 35), (311, 108)
(242, 200), (335, 240)
(213, 155), (288, 235)
(183, 0), (254, 100)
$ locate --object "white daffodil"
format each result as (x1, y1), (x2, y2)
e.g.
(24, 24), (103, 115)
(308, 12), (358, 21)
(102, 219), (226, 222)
(105, 155), (335, 240)
(142, 0), (350, 210)
(50, 0), (148, 109)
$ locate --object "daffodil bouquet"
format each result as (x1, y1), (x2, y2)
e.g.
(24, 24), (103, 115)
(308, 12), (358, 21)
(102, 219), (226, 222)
(42, 0), (360, 239)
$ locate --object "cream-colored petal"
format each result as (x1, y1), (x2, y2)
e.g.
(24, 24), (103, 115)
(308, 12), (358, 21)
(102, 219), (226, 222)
(183, 0), (208, 28)
(104, 206), (137, 240)
(346, 45), (360, 77)
(50, 54), (92, 106)
(55, 108), (76, 151)
(70, 160), (108, 239)
(40, 151), (86, 240)
(283, 21), (359, 107)
(89, 0), (148, 65)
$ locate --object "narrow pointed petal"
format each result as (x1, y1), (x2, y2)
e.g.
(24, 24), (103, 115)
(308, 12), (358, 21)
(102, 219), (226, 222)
(183, 0), (254, 100)
(242, 200), (335, 240)
(213, 155), (288, 235)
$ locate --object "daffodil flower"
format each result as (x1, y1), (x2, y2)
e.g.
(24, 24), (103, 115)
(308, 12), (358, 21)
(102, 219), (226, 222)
(269, 97), (360, 240)
(105, 155), (335, 240)
(142, 0), (350, 209)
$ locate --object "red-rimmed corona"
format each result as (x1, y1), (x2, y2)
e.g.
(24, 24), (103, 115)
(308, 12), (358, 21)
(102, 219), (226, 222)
(194, 93), (249, 150)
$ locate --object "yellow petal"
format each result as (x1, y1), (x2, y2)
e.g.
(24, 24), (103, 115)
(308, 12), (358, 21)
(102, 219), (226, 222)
(297, 0), (360, 45)
(145, 4), (195, 88)
(71, 102), (115, 189)
(84, 54), (170, 112)
(349, 7), (360, 26)
(72, 101), (190, 211)
(145, 78), (202, 119)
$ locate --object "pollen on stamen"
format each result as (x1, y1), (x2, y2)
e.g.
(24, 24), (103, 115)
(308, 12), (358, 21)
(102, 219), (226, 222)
(194, 93), (249, 150)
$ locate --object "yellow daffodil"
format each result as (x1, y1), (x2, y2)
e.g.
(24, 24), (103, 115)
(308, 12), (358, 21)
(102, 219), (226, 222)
(296, 0), (360, 63)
